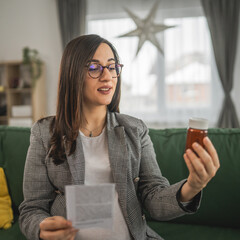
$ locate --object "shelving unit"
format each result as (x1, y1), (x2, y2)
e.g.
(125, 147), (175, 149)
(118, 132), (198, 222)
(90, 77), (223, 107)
(0, 61), (46, 127)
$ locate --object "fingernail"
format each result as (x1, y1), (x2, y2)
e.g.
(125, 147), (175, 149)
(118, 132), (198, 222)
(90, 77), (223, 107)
(193, 142), (198, 148)
(186, 149), (191, 154)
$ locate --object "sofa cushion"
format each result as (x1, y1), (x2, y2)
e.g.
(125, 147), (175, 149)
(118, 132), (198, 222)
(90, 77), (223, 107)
(148, 221), (240, 240)
(0, 126), (30, 215)
(148, 128), (240, 228)
(0, 218), (27, 240)
(0, 167), (13, 229)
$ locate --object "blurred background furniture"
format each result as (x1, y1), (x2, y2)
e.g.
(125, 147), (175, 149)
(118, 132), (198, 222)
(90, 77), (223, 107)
(0, 61), (46, 127)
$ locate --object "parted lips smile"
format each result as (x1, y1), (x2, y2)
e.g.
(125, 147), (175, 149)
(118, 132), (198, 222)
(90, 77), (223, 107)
(97, 85), (112, 92)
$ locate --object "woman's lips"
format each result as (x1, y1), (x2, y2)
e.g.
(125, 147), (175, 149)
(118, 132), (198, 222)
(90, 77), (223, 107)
(97, 87), (112, 94)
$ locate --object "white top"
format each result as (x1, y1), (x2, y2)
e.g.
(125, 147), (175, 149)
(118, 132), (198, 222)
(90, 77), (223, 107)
(76, 127), (132, 240)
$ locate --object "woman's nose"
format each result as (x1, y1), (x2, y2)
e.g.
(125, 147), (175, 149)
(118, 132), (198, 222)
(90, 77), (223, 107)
(99, 67), (112, 81)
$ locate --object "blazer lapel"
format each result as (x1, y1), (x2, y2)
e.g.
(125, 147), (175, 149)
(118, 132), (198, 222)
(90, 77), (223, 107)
(107, 113), (129, 221)
(66, 133), (85, 185)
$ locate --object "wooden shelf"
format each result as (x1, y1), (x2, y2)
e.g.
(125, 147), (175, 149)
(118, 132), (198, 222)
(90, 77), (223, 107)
(10, 116), (33, 118)
(0, 61), (46, 127)
(8, 88), (32, 93)
(0, 116), (7, 120)
(0, 60), (21, 65)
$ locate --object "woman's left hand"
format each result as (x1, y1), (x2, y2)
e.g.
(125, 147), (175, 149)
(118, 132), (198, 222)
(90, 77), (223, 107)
(181, 136), (220, 202)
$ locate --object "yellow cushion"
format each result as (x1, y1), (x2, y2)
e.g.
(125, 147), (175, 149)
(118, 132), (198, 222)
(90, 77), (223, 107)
(0, 167), (13, 229)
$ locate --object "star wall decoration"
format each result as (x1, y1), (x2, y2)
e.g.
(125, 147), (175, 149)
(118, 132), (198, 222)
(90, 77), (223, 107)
(118, 1), (175, 56)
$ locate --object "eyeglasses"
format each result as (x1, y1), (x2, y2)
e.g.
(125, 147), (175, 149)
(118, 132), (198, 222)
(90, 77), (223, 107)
(86, 63), (124, 79)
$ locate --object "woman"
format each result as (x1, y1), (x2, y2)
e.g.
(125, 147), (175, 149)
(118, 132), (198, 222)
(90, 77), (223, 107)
(19, 34), (220, 240)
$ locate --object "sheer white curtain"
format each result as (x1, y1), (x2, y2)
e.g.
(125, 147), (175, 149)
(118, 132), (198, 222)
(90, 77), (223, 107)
(87, 0), (223, 128)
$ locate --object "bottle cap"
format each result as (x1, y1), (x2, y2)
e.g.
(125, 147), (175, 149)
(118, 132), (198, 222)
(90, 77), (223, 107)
(189, 118), (208, 130)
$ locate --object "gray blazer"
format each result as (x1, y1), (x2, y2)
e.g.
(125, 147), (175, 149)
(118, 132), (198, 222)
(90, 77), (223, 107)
(19, 112), (201, 240)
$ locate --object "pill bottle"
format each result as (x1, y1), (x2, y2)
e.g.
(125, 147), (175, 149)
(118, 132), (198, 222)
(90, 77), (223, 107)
(185, 118), (208, 151)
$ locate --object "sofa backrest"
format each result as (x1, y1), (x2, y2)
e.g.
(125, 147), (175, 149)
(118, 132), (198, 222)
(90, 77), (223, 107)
(0, 126), (30, 215)
(1, 126), (239, 229)
(149, 128), (240, 229)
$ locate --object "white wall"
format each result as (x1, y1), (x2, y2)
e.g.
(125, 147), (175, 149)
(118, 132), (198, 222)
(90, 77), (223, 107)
(0, 0), (62, 115)
(0, 0), (240, 122)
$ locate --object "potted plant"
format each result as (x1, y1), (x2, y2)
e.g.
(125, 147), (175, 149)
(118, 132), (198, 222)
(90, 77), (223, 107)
(19, 47), (42, 88)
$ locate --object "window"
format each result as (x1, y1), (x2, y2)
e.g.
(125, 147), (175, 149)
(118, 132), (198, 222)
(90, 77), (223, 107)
(88, 18), (159, 113)
(164, 17), (211, 108)
(87, 4), (223, 128)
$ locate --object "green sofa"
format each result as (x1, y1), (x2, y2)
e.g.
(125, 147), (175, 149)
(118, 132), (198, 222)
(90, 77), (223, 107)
(0, 125), (240, 240)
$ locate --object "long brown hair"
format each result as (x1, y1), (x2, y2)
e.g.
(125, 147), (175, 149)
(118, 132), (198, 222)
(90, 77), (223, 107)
(49, 34), (121, 165)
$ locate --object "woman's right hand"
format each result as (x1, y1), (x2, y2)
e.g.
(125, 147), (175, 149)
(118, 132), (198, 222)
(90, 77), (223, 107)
(39, 216), (78, 240)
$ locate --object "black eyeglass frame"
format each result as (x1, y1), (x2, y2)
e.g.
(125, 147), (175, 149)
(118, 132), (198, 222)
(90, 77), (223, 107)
(85, 63), (124, 79)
